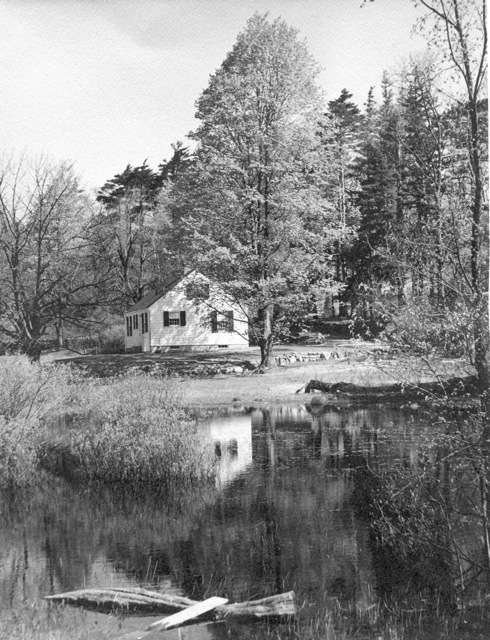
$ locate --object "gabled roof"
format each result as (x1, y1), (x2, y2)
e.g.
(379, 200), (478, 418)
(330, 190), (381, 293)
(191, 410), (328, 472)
(126, 270), (195, 312)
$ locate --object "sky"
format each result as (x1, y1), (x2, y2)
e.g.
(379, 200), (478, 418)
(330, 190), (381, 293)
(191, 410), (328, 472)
(0, 0), (427, 191)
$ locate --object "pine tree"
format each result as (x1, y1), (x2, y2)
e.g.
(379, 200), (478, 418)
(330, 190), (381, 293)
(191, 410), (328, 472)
(95, 162), (164, 309)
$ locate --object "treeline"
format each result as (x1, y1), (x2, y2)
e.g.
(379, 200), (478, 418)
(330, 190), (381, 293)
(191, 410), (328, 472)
(0, 6), (487, 404)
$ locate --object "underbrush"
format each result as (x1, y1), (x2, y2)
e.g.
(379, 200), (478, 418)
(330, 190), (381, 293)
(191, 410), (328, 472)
(353, 414), (490, 618)
(41, 373), (215, 489)
(0, 358), (83, 490)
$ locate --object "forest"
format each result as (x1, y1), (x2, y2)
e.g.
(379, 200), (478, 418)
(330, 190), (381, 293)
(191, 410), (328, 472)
(0, 4), (487, 403)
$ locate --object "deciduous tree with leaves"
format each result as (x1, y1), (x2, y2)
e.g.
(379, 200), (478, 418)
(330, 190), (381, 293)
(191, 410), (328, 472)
(171, 14), (348, 366)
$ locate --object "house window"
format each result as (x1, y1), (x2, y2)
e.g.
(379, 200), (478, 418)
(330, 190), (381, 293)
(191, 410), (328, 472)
(210, 310), (234, 332)
(133, 314), (139, 330)
(141, 312), (148, 334)
(126, 316), (132, 337)
(163, 311), (186, 327)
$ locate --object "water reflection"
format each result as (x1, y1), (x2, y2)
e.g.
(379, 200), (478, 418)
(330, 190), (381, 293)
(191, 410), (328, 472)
(1, 404), (429, 616)
(205, 414), (253, 486)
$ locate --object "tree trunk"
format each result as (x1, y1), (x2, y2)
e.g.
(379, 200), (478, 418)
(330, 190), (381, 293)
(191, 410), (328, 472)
(25, 339), (42, 362)
(259, 303), (274, 368)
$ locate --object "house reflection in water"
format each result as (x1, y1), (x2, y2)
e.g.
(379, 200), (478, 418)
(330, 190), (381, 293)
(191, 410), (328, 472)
(204, 414), (253, 486)
(1, 404), (428, 618)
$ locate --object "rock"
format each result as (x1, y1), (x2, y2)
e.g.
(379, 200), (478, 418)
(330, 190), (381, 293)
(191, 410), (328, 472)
(233, 366), (244, 374)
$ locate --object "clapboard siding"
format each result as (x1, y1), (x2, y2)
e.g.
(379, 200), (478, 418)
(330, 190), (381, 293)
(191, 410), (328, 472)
(124, 272), (248, 352)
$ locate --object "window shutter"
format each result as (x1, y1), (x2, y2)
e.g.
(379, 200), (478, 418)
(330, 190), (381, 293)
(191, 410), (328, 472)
(163, 311), (169, 327)
(210, 310), (217, 333)
(227, 310), (234, 332)
(180, 310), (186, 326)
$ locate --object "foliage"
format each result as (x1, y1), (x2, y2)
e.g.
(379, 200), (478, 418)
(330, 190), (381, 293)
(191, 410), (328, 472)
(170, 13), (348, 366)
(42, 374), (216, 488)
(348, 1), (488, 410)
(93, 149), (192, 314)
(93, 162), (165, 311)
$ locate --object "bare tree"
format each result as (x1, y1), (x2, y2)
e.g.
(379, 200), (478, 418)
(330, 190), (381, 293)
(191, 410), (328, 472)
(0, 155), (102, 360)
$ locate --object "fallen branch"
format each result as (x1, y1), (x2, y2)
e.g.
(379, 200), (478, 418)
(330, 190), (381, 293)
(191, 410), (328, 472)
(44, 588), (196, 613)
(44, 588), (296, 621)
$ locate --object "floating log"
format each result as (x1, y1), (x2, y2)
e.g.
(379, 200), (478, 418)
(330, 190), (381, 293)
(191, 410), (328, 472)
(44, 588), (196, 613)
(215, 591), (296, 621)
(45, 588), (296, 621)
(148, 597), (228, 631)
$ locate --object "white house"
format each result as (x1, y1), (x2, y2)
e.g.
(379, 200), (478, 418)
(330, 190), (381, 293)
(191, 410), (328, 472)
(124, 270), (249, 352)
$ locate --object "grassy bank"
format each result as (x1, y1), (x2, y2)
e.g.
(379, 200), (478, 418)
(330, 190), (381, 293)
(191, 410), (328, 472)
(0, 359), (215, 491)
(41, 374), (215, 488)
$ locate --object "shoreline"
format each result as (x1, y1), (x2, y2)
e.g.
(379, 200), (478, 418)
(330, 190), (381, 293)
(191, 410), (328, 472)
(39, 344), (475, 408)
(176, 358), (473, 408)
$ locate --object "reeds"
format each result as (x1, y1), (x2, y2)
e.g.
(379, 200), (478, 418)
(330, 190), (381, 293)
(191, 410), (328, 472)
(41, 373), (216, 489)
(0, 358), (215, 491)
(0, 357), (83, 489)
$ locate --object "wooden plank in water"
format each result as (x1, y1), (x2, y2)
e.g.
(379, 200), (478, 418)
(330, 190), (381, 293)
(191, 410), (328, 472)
(148, 597), (228, 631)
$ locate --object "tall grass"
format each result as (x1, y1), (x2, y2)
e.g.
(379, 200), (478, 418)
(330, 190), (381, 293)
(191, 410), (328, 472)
(0, 357), (83, 489)
(42, 373), (216, 488)
(0, 358), (214, 491)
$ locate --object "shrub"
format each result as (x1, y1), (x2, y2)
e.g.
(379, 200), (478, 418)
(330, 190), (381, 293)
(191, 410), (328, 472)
(43, 373), (215, 488)
(354, 417), (490, 610)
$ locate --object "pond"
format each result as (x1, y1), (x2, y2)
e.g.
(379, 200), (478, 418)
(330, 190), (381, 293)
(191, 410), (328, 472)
(1, 404), (488, 638)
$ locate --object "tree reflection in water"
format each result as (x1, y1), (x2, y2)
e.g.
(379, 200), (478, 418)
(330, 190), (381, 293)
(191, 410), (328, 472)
(1, 404), (476, 635)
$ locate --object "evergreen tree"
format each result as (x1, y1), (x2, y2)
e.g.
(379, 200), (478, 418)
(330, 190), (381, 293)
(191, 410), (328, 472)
(324, 89), (363, 317)
(95, 162), (164, 310)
